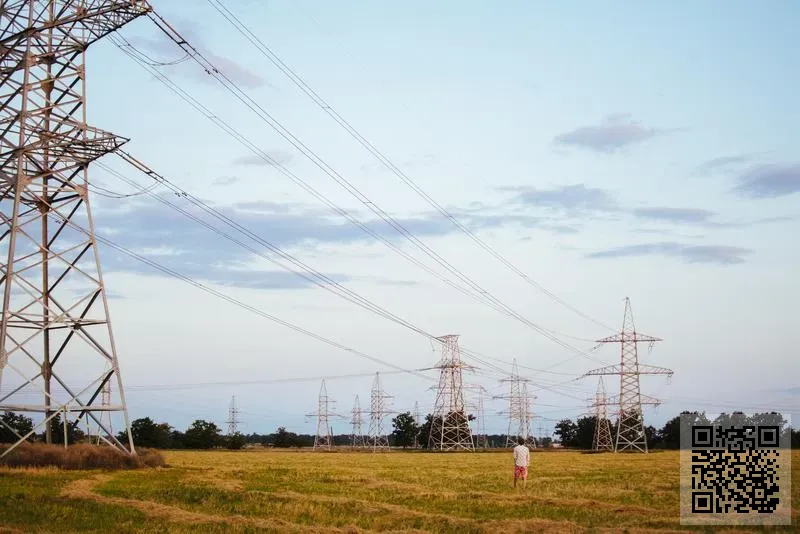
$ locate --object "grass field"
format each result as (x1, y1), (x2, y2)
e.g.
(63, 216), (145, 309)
(0, 448), (797, 533)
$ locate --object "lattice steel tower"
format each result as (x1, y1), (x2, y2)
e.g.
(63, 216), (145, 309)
(350, 394), (365, 448)
(367, 372), (391, 450)
(472, 388), (489, 450)
(584, 298), (673, 452)
(226, 395), (240, 435)
(495, 359), (535, 448)
(428, 334), (474, 451)
(412, 400), (422, 448)
(307, 379), (336, 450)
(590, 377), (613, 451)
(0, 0), (152, 458)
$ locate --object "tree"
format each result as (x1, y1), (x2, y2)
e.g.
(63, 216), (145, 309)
(224, 432), (246, 450)
(417, 414), (434, 449)
(122, 417), (174, 448)
(42, 412), (84, 445)
(182, 419), (221, 449)
(554, 418), (577, 447)
(644, 425), (659, 448)
(0, 411), (34, 443)
(273, 426), (297, 448)
(391, 411), (418, 449)
(574, 416), (596, 449)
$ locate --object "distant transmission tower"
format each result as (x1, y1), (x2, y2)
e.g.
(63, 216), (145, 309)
(367, 372), (392, 450)
(0, 0), (152, 459)
(495, 359), (535, 448)
(428, 335), (474, 451)
(590, 377), (614, 451)
(94, 380), (113, 445)
(307, 379), (337, 450)
(584, 298), (673, 453)
(226, 396), (240, 435)
(472, 388), (489, 450)
(350, 394), (366, 448)
(412, 401), (422, 449)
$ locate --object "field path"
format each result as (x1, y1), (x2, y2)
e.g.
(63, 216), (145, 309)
(59, 474), (356, 533)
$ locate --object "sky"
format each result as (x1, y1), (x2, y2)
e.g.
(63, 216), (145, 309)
(4, 0), (799, 439)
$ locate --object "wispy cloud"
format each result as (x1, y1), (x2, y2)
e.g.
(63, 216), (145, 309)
(212, 176), (239, 186)
(125, 16), (267, 89)
(695, 154), (760, 175)
(587, 242), (752, 265)
(497, 184), (619, 214)
(553, 113), (671, 153)
(731, 163), (800, 199)
(632, 207), (716, 224)
(233, 150), (293, 167)
(93, 195), (564, 290)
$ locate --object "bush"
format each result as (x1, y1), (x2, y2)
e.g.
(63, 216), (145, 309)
(0, 442), (165, 470)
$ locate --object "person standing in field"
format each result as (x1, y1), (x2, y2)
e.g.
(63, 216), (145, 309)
(512, 436), (530, 489)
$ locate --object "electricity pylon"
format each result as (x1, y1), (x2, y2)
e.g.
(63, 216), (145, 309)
(584, 297), (673, 453)
(95, 379), (113, 445)
(367, 372), (392, 450)
(428, 334), (474, 451)
(350, 394), (365, 448)
(495, 359), (535, 448)
(472, 387), (489, 450)
(226, 395), (240, 435)
(412, 400), (422, 448)
(590, 377), (614, 451)
(307, 379), (337, 450)
(0, 0), (153, 458)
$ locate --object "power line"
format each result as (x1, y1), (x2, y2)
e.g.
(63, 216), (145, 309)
(102, 154), (553, 383)
(205, 0), (615, 334)
(119, 13), (608, 368)
(107, 33), (593, 365)
(36, 198), (431, 379)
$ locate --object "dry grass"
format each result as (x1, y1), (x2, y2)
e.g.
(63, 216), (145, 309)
(0, 449), (797, 533)
(0, 442), (165, 470)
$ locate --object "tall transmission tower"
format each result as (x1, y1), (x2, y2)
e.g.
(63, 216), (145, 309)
(0, 0), (152, 458)
(350, 394), (365, 448)
(226, 395), (240, 435)
(428, 334), (474, 451)
(307, 379), (336, 450)
(367, 372), (392, 450)
(495, 359), (535, 448)
(590, 377), (614, 451)
(584, 297), (673, 453)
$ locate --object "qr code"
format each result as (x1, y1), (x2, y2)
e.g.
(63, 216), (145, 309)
(680, 414), (791, 526)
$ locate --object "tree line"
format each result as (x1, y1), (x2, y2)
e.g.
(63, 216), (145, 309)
(553, 411), (799, 449)
(2, 409), (797, 450)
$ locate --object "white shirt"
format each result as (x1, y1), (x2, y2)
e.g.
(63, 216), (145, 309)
(513, 444), (530, 467)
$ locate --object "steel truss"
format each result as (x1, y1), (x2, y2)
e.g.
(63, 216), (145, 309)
(0, 0), (151, 457)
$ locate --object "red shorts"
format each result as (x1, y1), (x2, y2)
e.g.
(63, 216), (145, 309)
(514, 465), (528, 479)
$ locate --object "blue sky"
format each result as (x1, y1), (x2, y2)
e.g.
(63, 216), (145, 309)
(18, 0), (798, 437)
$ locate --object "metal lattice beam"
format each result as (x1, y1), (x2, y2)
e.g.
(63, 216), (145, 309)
(428, 334), (474, 451)
(583, 298), (674, 453)
(0, 0), (151, 458)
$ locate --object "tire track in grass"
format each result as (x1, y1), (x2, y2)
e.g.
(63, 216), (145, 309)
(59, 474), (355, 533)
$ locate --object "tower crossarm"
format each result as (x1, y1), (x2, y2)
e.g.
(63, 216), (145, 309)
(583, 364), (623, 377)
(1, 0), (152, 76)
(607, 393), (662, 407)
(0, 123), (129, 173)
(595, 333), (662, 344)
(637, 364), (673, 376)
